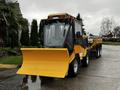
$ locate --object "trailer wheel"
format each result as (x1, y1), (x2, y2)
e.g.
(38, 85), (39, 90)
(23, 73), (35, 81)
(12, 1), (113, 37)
(96, 48), (101, 58)
(81, 54), (89, 67)
(98, 49), (102, 57)
(68, 58), (79, 77)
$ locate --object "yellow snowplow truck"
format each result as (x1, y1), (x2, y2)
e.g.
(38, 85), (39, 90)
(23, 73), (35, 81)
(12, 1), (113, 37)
(17, 13), (102, 78)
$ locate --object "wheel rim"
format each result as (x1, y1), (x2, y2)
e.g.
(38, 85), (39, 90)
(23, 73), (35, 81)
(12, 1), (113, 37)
(98, 49), (101, 56)
(99, 50), (101, 56)
(74, 60), (78, 73)
(97, 49), (100, 56)
(86, 55), (89, 64)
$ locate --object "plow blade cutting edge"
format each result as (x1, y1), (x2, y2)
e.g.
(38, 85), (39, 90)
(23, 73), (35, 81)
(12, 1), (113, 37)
(17, 48), (70, 78)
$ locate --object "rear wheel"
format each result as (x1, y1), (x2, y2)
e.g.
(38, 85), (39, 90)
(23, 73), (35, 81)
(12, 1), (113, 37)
(81, 54), (89, 67)
(68, 58), (79, 77)
(98, 48), (102, 57)
(96, 48), (102, 58)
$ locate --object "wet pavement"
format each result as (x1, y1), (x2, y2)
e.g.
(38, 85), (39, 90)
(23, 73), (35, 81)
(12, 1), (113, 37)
(0, 45), (120, 90)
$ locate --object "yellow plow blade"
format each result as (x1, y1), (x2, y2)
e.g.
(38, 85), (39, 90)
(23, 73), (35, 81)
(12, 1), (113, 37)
(17, 48), (69, 78)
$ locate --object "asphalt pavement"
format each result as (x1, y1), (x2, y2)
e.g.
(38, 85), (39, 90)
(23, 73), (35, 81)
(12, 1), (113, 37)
(0, 45), (120, 90)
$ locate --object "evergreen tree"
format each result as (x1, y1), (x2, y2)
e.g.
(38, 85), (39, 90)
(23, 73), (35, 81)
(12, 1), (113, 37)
(20, 18), (29, 46)
(8, 11), (19, 48)
(76, 13), (86, 35)
(76, 13), (81, 20)
(30, 19), (38, 46)
(38, 20), (44, 46)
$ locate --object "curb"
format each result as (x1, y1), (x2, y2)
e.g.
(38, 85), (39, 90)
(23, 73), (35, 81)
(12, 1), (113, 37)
(0, 64), (17, 69)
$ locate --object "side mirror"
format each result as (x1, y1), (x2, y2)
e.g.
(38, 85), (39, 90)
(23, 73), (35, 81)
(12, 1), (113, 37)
(76, 31), (82, 38)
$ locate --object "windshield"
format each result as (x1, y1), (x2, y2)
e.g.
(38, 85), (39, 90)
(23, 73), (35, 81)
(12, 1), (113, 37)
(44, 21), (70, 47)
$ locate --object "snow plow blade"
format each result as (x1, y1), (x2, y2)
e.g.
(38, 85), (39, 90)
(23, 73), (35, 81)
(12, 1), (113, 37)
(17, 48), (69, 78)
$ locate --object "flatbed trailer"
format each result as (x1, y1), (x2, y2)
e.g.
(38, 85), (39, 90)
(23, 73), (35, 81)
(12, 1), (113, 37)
(88, 36), (102, 58)
(17, 13), (102, 78)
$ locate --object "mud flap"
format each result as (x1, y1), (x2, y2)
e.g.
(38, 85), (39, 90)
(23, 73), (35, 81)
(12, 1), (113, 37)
(17, 48), (69, 78)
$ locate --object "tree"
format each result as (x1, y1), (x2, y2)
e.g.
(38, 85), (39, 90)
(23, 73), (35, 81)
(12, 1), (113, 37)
(107, 31), (113, 38)
(113, 26), (120, 38)
(76, 13), (81, 20)
(100, 17), (116, 37)
(20, 18), (29, 46)
(76, 13), (86, 35)
(7, 9), (19, 48)
(30, 19), (38, 46)
(0, 2), (11, 47)
(38, 20), (44, 46)
(0, 1), (24, 48)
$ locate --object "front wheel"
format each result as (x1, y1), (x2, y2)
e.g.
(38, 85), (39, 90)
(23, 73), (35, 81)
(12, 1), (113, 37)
(81, 54), (90, 67)
(68, 59), (79, 77)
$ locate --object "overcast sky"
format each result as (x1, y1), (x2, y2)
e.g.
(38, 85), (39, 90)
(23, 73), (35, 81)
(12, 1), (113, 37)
(18, 0), (120, 35)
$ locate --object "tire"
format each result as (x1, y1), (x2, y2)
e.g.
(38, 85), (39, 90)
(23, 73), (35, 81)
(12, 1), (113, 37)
(96, 48), (99, 58)
(96, 48), (102, 58)
(68, 58), (79, 77)
(81, 54), (90, 67)
(98, 49), (102, 57)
